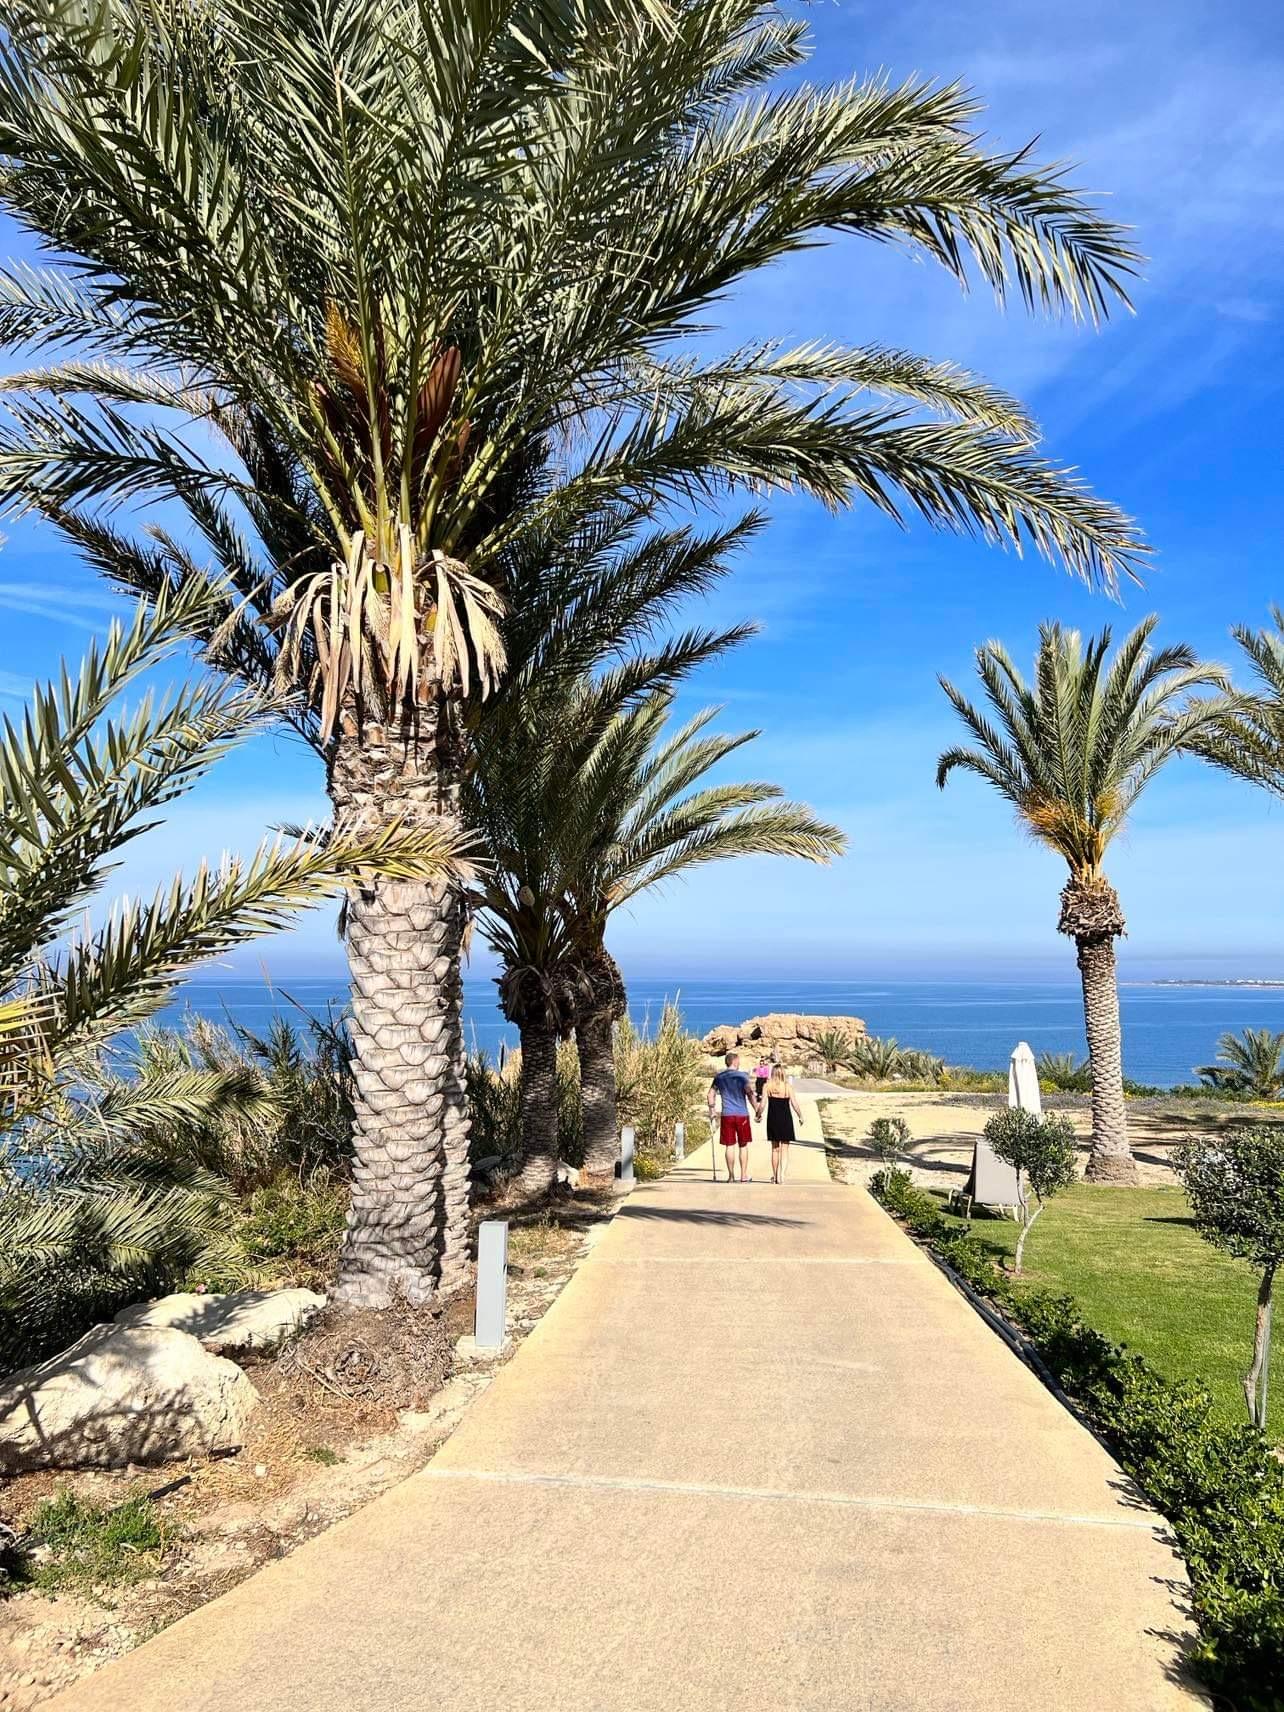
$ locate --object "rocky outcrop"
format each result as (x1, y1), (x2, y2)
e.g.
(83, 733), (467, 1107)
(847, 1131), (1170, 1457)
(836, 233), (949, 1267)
(0, 1324), (258, 1472)
(702, 1012), (867, 1069)
(114, 1288), (326, 1356)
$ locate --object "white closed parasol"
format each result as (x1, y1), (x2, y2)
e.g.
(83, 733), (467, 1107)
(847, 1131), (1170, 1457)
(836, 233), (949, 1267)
(1008, 1041), (1042, 1116)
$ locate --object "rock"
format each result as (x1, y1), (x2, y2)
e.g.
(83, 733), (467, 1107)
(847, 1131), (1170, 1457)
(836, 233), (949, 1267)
(0, 1324), (258, 1473)
(702, 1013), (867, 1066)
(113, 1288), (326, 1355)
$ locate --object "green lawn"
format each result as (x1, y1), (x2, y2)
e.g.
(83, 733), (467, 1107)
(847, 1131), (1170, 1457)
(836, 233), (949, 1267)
(936, 1183), (1283, 1440)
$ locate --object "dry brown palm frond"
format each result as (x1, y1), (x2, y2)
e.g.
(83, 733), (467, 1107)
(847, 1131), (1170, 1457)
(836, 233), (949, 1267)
(272, 530), (506, 740)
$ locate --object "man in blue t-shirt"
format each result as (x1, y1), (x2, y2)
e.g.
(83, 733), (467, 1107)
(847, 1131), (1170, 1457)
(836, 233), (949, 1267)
(707, 1051), (760, 1182)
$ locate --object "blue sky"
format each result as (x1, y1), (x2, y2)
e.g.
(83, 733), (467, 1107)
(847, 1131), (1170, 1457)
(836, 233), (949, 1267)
(3, 0), (1283, 983)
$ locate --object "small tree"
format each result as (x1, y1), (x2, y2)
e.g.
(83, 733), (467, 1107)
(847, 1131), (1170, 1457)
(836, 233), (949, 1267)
(867, 1116), (912, 1175)
(1174, 1129), (1284, 1429)
(984, 1108), (1078, 1274)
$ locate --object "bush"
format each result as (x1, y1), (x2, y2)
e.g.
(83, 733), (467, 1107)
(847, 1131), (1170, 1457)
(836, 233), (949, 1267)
(1036, 1050), (1093, 1092)
(866, 1115), (911, 1172)
(613, 1003), (706, 1175)
(846, 1034), (902, 1081)
(871, 1169), (1284, 1710)
(193, 1171), (349, 1292)
(1174, 1128), (1284, 1429)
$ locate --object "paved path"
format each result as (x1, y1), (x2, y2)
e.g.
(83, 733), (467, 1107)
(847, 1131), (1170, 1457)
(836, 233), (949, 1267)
(47, 1100), (1201, 1711)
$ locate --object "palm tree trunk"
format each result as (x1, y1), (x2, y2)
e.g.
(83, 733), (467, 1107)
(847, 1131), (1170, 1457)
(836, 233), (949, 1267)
(328, 714), (470, 1308)
(1075, 933), (1135, 1184)
(577, 1009), (619, 1178)
(1058, 875), (1135, 1187)
(517, 1015), (560, 1200)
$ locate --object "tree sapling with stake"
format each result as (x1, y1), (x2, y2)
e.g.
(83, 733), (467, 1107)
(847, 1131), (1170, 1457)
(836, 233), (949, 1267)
(983, 1108), (1078, 1274)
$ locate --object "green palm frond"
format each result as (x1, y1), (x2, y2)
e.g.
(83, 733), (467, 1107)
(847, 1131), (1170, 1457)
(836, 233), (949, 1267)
(0, 0), (1145, 757)
(937, 618), (1229, 878)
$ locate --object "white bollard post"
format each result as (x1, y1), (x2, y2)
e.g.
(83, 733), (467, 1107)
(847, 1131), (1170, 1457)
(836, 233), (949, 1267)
(674, 1121), (685, 1161)
(474, 1219), (509, 1350)
(619, 1125), (636, 1189)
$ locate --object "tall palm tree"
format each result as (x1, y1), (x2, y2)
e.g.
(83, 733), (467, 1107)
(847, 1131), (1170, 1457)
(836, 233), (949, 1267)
(0, 0), (1145, 1303)
(936, 619), (1227, 1183)
(2, 586), (456, 1362)
(469, 685), (843, 1189)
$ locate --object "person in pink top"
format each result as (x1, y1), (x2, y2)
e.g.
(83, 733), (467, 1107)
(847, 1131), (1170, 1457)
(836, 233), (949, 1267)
(753, 1056), (772, 1103)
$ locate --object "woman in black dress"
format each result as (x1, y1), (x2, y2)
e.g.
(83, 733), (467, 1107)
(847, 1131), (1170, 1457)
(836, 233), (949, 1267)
(764, 1067), (803, 1184)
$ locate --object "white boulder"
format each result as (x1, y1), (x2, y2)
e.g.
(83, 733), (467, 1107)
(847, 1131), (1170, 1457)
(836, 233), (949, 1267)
(113, 1287), (326, 1355)
(0, 1324), (258, 1472)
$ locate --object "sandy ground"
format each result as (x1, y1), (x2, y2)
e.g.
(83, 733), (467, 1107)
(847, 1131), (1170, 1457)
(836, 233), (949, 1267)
(816, 1088), (1235, 1189)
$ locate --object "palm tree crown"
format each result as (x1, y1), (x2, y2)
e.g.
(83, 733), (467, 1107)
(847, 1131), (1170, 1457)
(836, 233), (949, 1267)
(936, 617), (1228, 889)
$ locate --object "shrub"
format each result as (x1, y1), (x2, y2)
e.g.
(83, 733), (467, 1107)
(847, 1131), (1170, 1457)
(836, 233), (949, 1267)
(1174, 1128), (1284, 1429)
(871, 1169), (1284, 1710)
(847, 1034), (902, 1081)
(1036, 1050), (1093, 1092)
(1196, 1029), (1284, 1101)
(866, 1115), (911, 1173)
(613, 1003), (706, 1173)
(983, 1107), (1078, 1273)
(812, 1028), (856, 1075)
(466, 1049), (523, 1171)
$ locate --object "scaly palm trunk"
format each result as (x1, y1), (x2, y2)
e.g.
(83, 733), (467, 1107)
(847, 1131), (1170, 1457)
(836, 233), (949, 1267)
(1059, 875), (1136, 1186)
(571, 947), (627, 1180)
(517, 1015), (560, 1200)
(329, 712), (470, 1306)
(576, 1010), (619, 1178)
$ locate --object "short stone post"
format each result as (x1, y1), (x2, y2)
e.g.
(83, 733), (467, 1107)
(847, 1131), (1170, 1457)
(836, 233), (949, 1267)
(619, 1125), (636, 1190)
(674, 1121), (685, 1161)
(474, 1219), (509, 1351)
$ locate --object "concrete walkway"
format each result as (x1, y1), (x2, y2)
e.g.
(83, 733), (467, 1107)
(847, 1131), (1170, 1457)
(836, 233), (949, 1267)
(47, 1100), (1201, 1711)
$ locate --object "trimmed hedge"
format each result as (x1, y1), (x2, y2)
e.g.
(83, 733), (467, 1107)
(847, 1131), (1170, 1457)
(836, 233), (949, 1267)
(872, 1167), (1284, 1710)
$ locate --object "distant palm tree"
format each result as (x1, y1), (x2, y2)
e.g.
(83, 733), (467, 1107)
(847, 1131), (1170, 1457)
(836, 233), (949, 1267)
(937, 619), (1227, 1182)
(469, 689), (843, 1190)
(1196, 1029), (1284, 1101)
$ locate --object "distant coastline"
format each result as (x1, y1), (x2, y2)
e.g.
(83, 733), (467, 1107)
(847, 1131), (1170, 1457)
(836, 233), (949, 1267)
(1147, 979), (1284, 989)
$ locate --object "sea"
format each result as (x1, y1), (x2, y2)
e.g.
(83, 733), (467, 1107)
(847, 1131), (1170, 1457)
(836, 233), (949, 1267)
(157, 975), (1284, 1090)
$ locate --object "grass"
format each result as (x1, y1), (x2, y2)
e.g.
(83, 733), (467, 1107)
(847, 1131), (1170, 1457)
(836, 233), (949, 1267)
(936, 1183), (1284, 1439)
(14, 1490), (171, 1594)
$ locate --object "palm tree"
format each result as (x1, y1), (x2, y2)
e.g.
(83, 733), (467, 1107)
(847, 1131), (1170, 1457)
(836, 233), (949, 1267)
(469, 687), (843, 1188)
(2, 587), (456, 1365)
(0, 0), (1145, 1302)
(1196, 1029), (1284, 1101)
(936, 619), (1227, 1183)
(1191, 607), (1284, 794)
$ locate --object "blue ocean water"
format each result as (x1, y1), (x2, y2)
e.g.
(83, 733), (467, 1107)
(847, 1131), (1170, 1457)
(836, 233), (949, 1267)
(160, 975), (1284, 1090)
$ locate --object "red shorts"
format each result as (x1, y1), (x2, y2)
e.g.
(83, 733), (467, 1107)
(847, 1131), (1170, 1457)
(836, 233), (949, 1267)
(720, 1114), (752, 1149)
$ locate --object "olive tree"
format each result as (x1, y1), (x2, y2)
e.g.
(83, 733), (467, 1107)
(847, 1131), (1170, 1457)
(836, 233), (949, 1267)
(984, 1107), (1077, 1274)
(1174, 1129), (1284, 1430)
